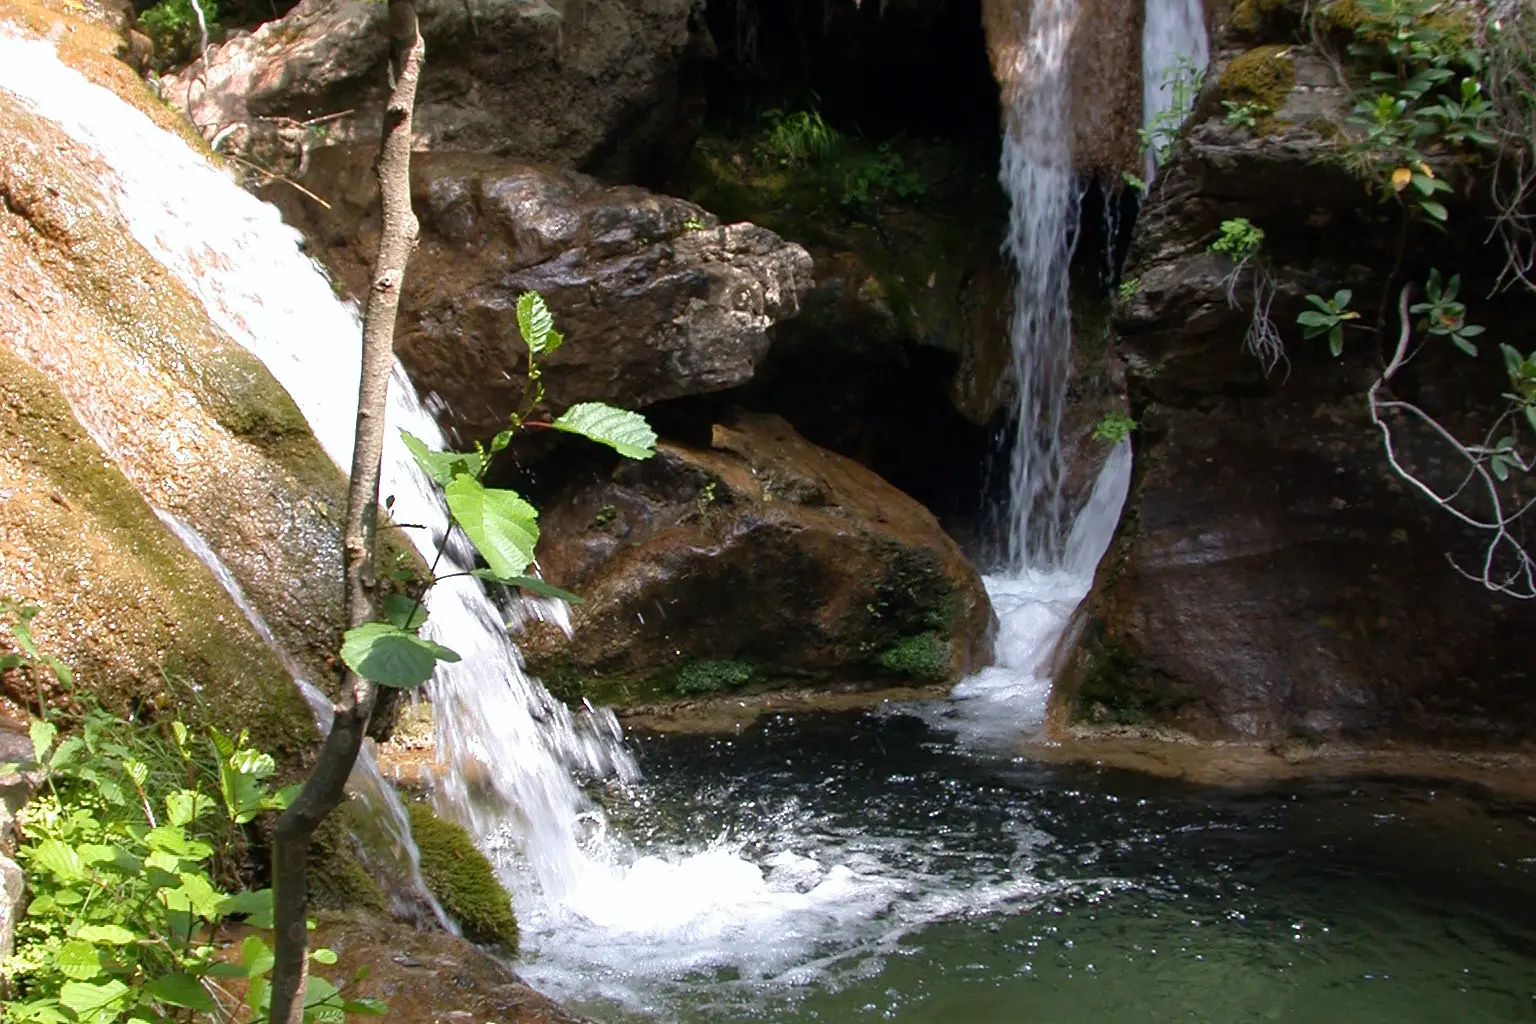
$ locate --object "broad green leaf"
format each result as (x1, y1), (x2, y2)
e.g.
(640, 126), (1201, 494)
(400, 430), (483, 486)
(516, 291), (564, 355)
(343, 998), (390, 1017)
(1332, 289), (1352, 308)
(165, 790), (203, 827)
(1503, 343), (1525, 376)
(241, 934), (275, 977)
(5, 999), (69, 1023)
(444, 476), (540, 578)
(229, 748), (276, 778)
(145, 826), (212, 861)
(57, 939), (104, 980)
(30, 719), (56, 761)
(58, 979), (130, 1017)
(470, 570), (584, 604)
(1451, 335), (1479, 357)
(311, 947), (338, 965)
(144, 974), (216, 1012)
(30, 838), (84, 881)
(75, 924), (137, 945)
(550, 402), (657, 459)
(160, 870), (224, 920)
(381, 593), (428, 631)
(304, 975), (346, 1023)
(1491, 455), (1510, 481)
(1420, 200), (1448, 222)
(218, 888), (275, 929)
(75, 845), (120, 867)
(245, 975), (271, 1016)
(1329, 325), (1345, 357)
(340, 622), (460, 689)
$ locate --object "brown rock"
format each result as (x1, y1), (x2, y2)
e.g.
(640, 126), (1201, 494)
(163, 0), (702, 183)
(269, 147), (813, 445)
(520, 412), (995, 705)
(1062, 32), (1536, 744)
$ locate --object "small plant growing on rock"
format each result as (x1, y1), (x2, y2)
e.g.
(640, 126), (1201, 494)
(1297, 289), (1361, 356)
(1222, 99), (1272, 128)
(1210, 218), (1285, 375)
(1116, 276), (1142, 302)
(1093, 412), (1138, 444)
(1140, 55), (1206, 166)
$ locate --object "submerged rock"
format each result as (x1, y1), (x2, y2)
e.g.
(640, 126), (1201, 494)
(269, 146), (813, 445)
(520, 412), (995, 705)
(163, 0), (702, 182)
(1060, 27), (1536, 743)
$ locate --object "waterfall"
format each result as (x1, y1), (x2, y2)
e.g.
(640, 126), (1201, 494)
(997, 0), (1082, 571)
(153, 510), (453, 932)
(0, 30), (632, 904)
(1142, 0), (1210, 180)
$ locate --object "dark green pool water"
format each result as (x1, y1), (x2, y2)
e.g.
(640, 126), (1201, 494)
(517, 712), (1536, 1023)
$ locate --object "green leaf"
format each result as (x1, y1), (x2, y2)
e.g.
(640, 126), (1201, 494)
(400, 431), (483, 486)
(58, 979), (130, 1017)
(311, 947), (338, 965)
(75, 924), (137, 945)
(1492, 454), (1510, 481)
(238, 934), (276, 978)
(160, 870), (224, 920)
(1525, 405), (1536, 432)
(144, 974), (216, 1012)
(444, 476), (540, 578)
(165, 790), (203, 827)
(1332, 289), (1352, 309)
(470, 571), (584, 604)
(381, 593), (428, 631)
(1504, 343), (1525, 376)
(516, 291), (564, 356)
(218, 888), (275, 929)
(1420, 199), (1448, 221)
(1329, 325), (1345, 357)
(340, 622), (460, 689)
(1451, 335), (1479, 357)
(57, 939), (105, 980)
(30, 838), (84, 881)
(550, 402), (657, 459)
(30, 719), (56, 761)
(304, 975), (346, 1023)
(1297, 310), (1332, 329)
(342, 999), (390, 1017)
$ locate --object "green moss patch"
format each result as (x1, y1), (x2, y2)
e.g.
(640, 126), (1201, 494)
(675, 660), (757, 696)
(1219, 45), (1298, 131)
(407, 803), (519, 954)
(874, 632), (949, 681)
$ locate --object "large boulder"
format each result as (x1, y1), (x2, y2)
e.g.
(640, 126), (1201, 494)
(1057, 30), (1536, 743)
(163, 0), (704, 182)
(269, 146), (813, 445)
(520, 412), (996, 705)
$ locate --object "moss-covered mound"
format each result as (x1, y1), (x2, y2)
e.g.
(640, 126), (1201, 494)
(407, 803), (519, 955)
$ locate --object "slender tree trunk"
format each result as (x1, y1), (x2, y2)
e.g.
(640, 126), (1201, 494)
(267, 5), (424, 1021)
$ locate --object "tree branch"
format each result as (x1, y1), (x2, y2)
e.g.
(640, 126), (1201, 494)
(266, 2), (425, 1021)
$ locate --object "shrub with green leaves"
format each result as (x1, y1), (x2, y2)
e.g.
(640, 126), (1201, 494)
(1092, 412), (1138, 444)
(1140, 55), (1206, 166)
(0, 690), (382, 1022)
(138, 0), (219, 72)
(338, 292), (656, 692)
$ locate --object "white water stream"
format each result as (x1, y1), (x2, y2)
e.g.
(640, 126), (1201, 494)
(1143, 0), (1211, 179)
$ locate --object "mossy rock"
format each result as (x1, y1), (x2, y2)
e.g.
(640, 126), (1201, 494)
(407, 803), (519, 954)
(308, 813), (388, 915)
(1218, 44), (1298, 131)
(874, 632), (949, 681)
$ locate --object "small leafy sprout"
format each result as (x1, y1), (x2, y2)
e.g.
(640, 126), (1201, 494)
(1210, 218), (1265, 262)
(341, 291), (655, 690)
(1222, 100), (1272, 128)
(1488, 434), (1523, 482)
(1093, 411), (1138, 444)
(1410, 268), (1485, 356)
(682, 216), (708, 231)
(1139, 55), (1205, 165)
(1117, 277), (1142, 302)
(1122, 171), (1147, 194)
(1502, 343), (1536, 432)
(1297, 289), (1361, 356)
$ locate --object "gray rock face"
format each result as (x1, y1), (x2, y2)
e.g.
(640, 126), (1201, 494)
(163, 0), (702, 182)
(1060, 38), (1536, 743)
(268, 147), (813, 444)
(0, 851), (21, 959)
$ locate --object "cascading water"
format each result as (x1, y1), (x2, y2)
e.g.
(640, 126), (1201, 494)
(1142, 0), (1210, 180)
(926, 0), (1132, 743)
(152, 510), (453, 931)
(0, 29), (631, 905)
(997, 0), (1083, 572)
